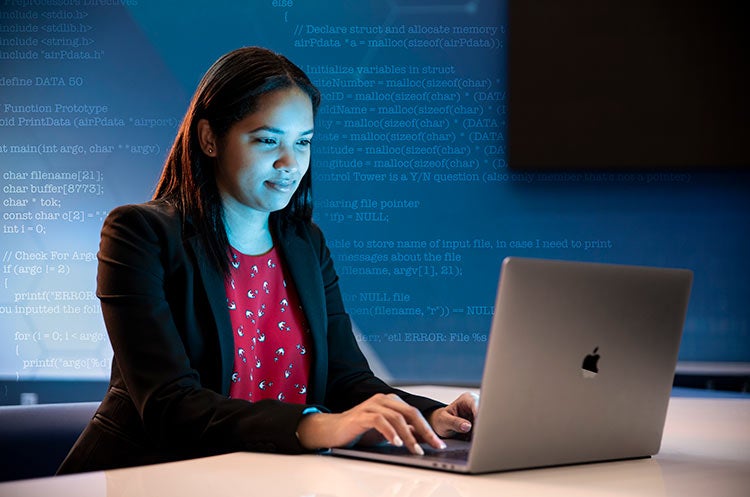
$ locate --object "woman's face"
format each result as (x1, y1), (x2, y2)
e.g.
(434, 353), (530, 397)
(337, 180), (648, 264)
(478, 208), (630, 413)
(212, 86), (314, 216)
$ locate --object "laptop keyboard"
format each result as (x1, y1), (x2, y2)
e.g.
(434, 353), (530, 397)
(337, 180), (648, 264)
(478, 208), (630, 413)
(423, 446), (470, 461)
(355, 443), (470, 461)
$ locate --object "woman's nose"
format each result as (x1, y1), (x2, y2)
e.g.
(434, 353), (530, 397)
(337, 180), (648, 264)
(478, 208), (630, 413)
(274, 145), (299, 172)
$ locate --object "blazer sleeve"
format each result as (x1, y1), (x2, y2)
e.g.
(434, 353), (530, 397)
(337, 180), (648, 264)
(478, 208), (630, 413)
(305, 223), (446, 416)
(97, 204), (321, 454)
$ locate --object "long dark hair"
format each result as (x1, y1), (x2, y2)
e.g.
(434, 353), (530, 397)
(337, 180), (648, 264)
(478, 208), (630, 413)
(154, 47), (321, 274)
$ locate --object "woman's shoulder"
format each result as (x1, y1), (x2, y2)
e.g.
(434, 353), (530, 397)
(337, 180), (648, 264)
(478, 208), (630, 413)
(103, 200), (185, 239)
(106, 199), (180, 224)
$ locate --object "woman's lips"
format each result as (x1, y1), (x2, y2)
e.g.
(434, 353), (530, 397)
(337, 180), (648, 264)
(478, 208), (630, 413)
(265, 179), (295, 192)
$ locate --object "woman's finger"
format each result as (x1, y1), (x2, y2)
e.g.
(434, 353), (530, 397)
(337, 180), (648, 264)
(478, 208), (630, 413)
(375, 394), (445, 451)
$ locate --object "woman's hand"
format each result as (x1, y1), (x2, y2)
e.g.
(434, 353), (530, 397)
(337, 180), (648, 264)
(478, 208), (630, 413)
(296, 393), (446, 455)
(428, 391), (479, 439)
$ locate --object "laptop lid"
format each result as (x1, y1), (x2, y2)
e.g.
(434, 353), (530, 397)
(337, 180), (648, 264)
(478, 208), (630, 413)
(332, 257), (693, 474)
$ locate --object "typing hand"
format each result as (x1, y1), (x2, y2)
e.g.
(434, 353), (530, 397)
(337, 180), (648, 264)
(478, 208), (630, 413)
(296, 393), (446, 455)
(428, 391), (479, 439)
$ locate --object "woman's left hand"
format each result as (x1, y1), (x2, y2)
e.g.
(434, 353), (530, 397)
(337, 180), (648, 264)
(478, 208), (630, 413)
(428, 391), (480, 439)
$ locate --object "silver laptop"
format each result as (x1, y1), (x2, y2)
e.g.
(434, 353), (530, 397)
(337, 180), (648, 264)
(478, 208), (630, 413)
(331, 256), (693, 473)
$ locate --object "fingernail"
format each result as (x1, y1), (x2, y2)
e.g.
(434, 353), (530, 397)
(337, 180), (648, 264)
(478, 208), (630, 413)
(439, 441), (447, 450)
(460, 422), (472, 432)
(413, 443), (424, 456)
(392, 435), (403, 447)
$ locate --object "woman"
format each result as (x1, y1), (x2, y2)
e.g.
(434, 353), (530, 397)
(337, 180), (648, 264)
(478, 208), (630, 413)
(58, 47), (477, 473)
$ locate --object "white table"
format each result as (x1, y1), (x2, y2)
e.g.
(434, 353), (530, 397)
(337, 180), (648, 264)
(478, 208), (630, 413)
(1, 386), (748, 497)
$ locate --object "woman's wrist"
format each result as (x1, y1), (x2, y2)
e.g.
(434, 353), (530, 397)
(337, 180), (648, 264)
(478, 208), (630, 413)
(427, 405), (445, 430)
(295, 411), (328, 450)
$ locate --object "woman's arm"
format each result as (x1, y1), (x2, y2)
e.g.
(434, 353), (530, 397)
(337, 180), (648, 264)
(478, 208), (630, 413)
(305, 222), (445, 414)
(294, 223), (477, 451)
(98, 204), (319, 454)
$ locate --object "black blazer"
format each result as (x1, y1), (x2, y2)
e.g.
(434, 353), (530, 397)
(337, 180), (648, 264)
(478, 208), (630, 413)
(58, 201), (443, 473)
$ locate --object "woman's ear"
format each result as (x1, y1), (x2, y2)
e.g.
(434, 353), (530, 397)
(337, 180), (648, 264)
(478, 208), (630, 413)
(197, 119), (218, 157)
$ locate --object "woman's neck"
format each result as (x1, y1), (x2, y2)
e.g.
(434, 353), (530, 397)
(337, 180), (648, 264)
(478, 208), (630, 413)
(221, 194), (273, 255)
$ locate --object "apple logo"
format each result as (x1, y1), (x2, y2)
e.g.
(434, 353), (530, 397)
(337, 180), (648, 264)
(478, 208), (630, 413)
(581, 346), (600, 379)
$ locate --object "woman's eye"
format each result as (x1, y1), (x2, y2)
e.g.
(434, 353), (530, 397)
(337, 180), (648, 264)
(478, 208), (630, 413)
(297, 139), (312, 147)
(257, 137), (277, 145)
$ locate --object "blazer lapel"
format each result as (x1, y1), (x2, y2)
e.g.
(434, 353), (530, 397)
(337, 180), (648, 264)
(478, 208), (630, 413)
(186, 234), (235, 396)
(274, 221), (328, 404)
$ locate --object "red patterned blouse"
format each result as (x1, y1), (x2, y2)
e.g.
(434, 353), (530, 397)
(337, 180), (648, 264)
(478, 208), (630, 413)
(224, 246), (312, 403)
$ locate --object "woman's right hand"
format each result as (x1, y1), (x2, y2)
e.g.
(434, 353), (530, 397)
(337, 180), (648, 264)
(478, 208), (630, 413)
(295, 393), (446, 455)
